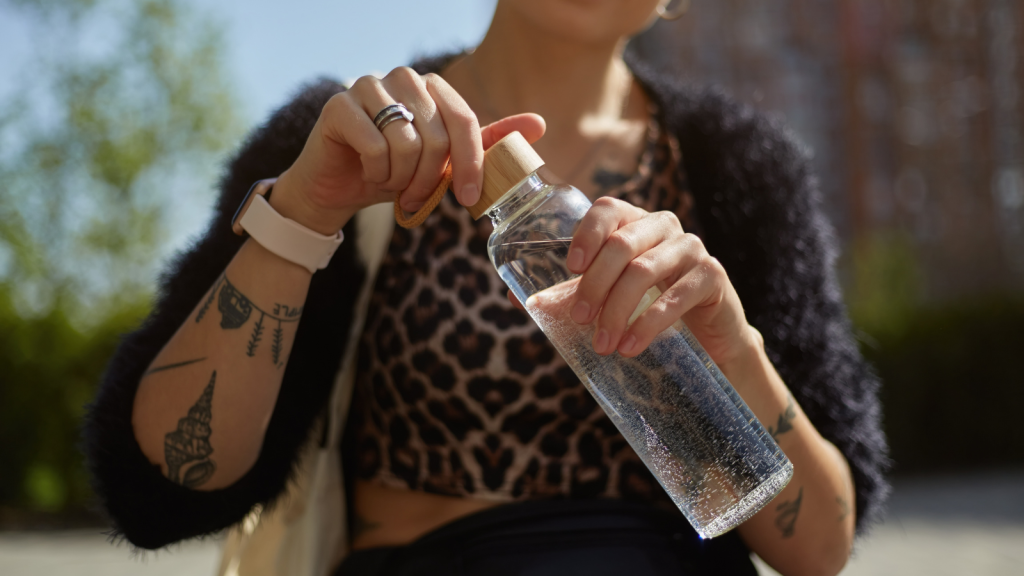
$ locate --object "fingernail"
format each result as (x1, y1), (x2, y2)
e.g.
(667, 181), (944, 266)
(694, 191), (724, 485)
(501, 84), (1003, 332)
(404, 200), (425, 212)
(461, 183), (481, 206)
(571, 300), (590, 324)
(567, 248), (584, 272)
(594, 329), (609, 353)
(619, 334), (637, 355)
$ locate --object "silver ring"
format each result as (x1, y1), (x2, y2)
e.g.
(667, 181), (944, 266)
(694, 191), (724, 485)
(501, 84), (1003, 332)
(657, 0), (690, 20)
(376, 108), (414, 131)
(373, 103), (414, 131)
(373, 104), (405, 125)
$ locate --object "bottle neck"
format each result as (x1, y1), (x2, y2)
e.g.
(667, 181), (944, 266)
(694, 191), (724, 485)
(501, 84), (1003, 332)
(487, 171), (547, 226)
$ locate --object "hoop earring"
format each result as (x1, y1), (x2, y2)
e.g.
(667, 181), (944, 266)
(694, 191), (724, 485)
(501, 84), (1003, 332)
(657, 0), (690, 21)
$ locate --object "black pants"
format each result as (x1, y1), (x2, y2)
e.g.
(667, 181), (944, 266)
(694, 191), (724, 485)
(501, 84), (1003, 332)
(334, 499), (757, 576)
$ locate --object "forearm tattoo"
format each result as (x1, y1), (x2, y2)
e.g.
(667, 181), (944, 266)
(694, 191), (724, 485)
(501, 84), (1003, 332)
(351, 513), (382, 540)
(774, 486), (804, 538)
(146, 357), (207, 375)
(164, 370), (217, 487)
(767, 395), (797, 441)
(837, 496), (851, 523)
(196, 275), (302, 366)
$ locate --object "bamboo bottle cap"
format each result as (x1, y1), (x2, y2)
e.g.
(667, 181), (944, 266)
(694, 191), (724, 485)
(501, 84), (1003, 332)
(466, 131), (545, 220)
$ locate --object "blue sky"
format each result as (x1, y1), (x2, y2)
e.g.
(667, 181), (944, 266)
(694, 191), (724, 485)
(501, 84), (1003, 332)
(0, 0), (497, 123)
(197, 0), (498, 121)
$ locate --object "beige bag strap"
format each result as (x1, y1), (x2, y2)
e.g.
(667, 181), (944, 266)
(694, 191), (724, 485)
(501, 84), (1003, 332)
(217, 203), (395, 576)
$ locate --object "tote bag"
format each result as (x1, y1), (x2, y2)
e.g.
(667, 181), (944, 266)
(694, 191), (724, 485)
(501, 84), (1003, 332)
(215, 203), (395, 576)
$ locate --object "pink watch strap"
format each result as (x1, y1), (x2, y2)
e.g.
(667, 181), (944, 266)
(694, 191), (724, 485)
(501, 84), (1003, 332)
(239, 194), (344, 273)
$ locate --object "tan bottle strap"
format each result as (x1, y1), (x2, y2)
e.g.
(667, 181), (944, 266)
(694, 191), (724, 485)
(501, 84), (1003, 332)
(393, 163), (453, 229)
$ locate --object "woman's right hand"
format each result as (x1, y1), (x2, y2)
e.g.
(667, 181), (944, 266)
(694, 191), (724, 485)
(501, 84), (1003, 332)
(270, 67), (546, 235)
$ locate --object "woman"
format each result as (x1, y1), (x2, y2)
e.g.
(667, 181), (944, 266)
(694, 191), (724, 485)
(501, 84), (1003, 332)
(83, 1), (888, 575)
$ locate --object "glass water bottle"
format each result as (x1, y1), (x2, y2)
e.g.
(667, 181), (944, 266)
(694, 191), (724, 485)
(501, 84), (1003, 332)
(466, 132), (794, 538)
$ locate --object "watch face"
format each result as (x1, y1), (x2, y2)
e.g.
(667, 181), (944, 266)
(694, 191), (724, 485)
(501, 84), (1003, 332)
(232, 179), (276, 236)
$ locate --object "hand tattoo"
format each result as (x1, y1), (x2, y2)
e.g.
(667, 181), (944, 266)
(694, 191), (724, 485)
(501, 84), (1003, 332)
(774, 486), (804, 538)
(195, 275), (302, 366)
(767, 395), (797, 441)
(164, 370), (217, 488)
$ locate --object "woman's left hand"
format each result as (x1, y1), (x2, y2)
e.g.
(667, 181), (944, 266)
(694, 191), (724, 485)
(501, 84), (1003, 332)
(564, 197), (757, 367)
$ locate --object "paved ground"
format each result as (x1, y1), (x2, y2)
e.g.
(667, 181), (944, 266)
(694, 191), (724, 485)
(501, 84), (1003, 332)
(757, 470), (1024, 576)
(0, 530), (221, 576)
(2, 471), (1022, 575)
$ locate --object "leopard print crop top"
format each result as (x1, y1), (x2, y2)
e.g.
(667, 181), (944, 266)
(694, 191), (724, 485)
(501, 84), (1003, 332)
(346, 108), (700, 504)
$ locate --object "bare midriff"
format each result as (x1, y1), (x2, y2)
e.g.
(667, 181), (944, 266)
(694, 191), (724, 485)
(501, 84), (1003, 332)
(349, 480), (504, 550)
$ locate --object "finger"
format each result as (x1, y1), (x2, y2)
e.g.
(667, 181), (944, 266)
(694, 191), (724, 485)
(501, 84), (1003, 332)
(595, 239), (695, 355)
(577, 215), (674, 340)
(480, 113), (547, 149)
(567, 197), (647, 277)
(354, 72), (422, 192)
(424, 73), (484, 206)
(507, 290), (526, 311)
(320, 91), (391, 184)
(385, 69), (450, 211)
(618, 255), (728, 358)
(567, 199), (653, 326)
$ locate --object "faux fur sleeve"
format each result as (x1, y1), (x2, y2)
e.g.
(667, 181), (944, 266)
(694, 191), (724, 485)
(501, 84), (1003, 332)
(82, 78), (367, 550)
(648, 76), (890, 532)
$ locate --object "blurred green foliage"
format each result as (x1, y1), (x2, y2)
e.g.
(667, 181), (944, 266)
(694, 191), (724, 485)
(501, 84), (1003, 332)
(863, 295), (1024, 474)
(0, 0), (242, 523)
(845, 233), (925, 339)
(0, 286), (149, 517)
(0, 0), (241, 317)
(846, 234), (1024, 475)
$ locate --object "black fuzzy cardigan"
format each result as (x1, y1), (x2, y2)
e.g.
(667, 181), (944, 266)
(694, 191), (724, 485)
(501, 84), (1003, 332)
(82, 54), (889, 550)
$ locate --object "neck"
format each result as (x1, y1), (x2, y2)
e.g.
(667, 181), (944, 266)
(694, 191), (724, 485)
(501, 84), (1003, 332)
(465, 4), (632, 135)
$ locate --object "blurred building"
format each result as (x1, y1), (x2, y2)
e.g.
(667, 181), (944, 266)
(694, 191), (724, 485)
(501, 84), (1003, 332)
(630, 0), (1024, 300)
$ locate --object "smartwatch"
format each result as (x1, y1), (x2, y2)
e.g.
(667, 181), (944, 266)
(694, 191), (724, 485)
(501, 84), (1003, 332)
(231, 179), (344, 274)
